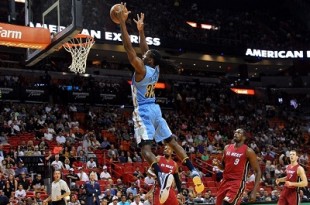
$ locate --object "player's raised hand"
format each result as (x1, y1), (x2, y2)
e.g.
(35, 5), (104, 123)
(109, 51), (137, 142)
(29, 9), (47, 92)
(275, 178), (280, 185)
(133, 13), (145, 31)
(116, 2), (131, 23)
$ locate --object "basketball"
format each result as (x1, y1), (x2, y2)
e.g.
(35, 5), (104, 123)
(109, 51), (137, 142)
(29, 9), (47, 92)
(110, 4), (128, 24)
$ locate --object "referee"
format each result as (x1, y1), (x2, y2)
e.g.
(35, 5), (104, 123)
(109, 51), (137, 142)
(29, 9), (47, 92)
(43, 170), (71, 205)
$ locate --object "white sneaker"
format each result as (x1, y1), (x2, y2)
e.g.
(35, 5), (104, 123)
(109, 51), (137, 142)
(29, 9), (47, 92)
(159, 172), (174, 203)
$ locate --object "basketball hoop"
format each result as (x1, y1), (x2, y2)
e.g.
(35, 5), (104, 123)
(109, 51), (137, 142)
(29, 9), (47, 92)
(63, 34), (95, 74)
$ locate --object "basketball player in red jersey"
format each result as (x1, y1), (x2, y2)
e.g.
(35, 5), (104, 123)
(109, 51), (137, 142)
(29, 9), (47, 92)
(151, 146), (182, 205)
(276, 150), (308, 205)
(213, 128), (261, 205)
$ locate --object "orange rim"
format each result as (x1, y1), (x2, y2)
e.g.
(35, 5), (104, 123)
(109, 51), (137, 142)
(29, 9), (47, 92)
(63, 34), (94, 48)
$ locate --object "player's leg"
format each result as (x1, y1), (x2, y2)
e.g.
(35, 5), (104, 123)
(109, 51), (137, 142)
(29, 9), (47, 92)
(215, 183), (227, 205)
(153, 104), (204, 193)
(285, 190), (299, 205)
(133, 108), (163, 181)
(133, 107), (160, 175)
(277, 190), (289, 205)
(164, 137), (204, 193)
(135, 106), (173, 204)
(226, 180), (246, 205)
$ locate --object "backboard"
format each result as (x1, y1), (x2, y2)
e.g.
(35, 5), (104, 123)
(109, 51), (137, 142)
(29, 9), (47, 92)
(25, 0), (83, 66)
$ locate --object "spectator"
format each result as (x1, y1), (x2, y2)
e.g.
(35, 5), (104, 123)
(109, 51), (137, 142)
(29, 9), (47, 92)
(51, 154), (64, 171)
(72, 157), (84, 169)
(64, 158), (71, 170)
(86, 157), (97, 169)
(0, 189), (9, 205)
(31, 174), (45, 191)
(203, 191), (215, 204)
(14, 184), (26, 202)
(100, 166), (112, 180)
(56, 131), (66, 145)
(33, 145), (42, 156)
(5, 174), (17, 197)
(66, 168), (79, 189)
(34, 192), (43, 205)
(4, 163), (15, 177)
(18, 172), (30, 191)
(14, 161), (28, 177)
(130, 194), (143, 205)
(69, 194), (81, 205)
(132, 152), (142, 163)
(101, 137), (111, 150)
(109, 196), (118, 205)
(77, 168), (89, 182)
(103, 188), (114, 204)
(143, 172), (155, 187)
(126, 183), (138, 196)
(118, 194), (130, 205)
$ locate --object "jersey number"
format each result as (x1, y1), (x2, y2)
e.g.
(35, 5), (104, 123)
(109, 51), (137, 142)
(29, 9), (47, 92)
(234, 159), (240, 165)
(145, 84), (155, 98)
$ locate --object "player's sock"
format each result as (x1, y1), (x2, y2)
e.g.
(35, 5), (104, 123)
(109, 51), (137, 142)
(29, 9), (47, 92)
(183, 158), (195, 171)
(183, 158), (204, 194)
(151, 162), (161, 181)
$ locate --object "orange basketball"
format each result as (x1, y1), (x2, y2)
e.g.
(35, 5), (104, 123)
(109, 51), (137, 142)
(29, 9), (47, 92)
(110, 4), (128, 24)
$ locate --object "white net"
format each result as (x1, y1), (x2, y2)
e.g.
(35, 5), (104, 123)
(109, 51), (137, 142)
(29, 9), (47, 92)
(63, 35), (95, 73)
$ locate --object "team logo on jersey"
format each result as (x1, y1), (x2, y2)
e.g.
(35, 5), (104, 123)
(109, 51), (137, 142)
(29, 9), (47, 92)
(287, 170), (295, 174)
(226, 151), (243, 158)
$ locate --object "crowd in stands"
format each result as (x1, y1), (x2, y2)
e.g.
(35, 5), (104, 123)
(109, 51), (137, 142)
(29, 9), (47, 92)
(21, 0), (310, 54)
(0, 73), (308, 204)
(94, 0), (310, 51)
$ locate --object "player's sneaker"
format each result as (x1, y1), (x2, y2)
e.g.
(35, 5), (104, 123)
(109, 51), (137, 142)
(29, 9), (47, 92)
(190, 169), (205, 193)
(158, 172), (174, 204)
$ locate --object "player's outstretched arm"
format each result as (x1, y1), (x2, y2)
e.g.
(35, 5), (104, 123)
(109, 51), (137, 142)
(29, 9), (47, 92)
(247, 148), (262, 202)
(117, 3), (145, 78)
(133, 13), (149, 55)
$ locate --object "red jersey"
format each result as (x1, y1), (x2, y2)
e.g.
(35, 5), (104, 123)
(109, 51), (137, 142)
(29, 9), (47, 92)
(154, 156), (178, 205)
(158, 156), (177, 174)
(223, 144), (249, 181)
(285, 164), (300, 189)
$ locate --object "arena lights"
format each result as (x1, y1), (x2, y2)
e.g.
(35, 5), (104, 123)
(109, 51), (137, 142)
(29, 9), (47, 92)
(186, 21), (197, 28)
(186, 21), (218, 30)
(127, 81), (166, 89)
(230, 88), (255, 95)
(245, 48), (310, 59)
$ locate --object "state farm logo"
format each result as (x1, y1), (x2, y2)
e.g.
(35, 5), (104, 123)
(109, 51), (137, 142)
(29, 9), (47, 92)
(26, 89), (44, 97)
(100, 94), (115, 100)
(0, 26), (22, 39)
(0, 88), (13, 94)
(73, 92), (89, 99)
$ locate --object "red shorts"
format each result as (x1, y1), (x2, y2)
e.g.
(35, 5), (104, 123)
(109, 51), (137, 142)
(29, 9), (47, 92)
(278, 187), (300, 205)
(216, 179), (246, 205)
(153, 187), (178, 205)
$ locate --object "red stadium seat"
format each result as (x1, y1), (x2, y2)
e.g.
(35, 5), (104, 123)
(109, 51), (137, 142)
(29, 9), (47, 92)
(206, 181), (216, 188)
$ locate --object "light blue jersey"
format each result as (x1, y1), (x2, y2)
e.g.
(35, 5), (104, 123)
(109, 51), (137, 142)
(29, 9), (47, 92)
(131, 65), (172, 144)
(131, 65), (158, 106)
